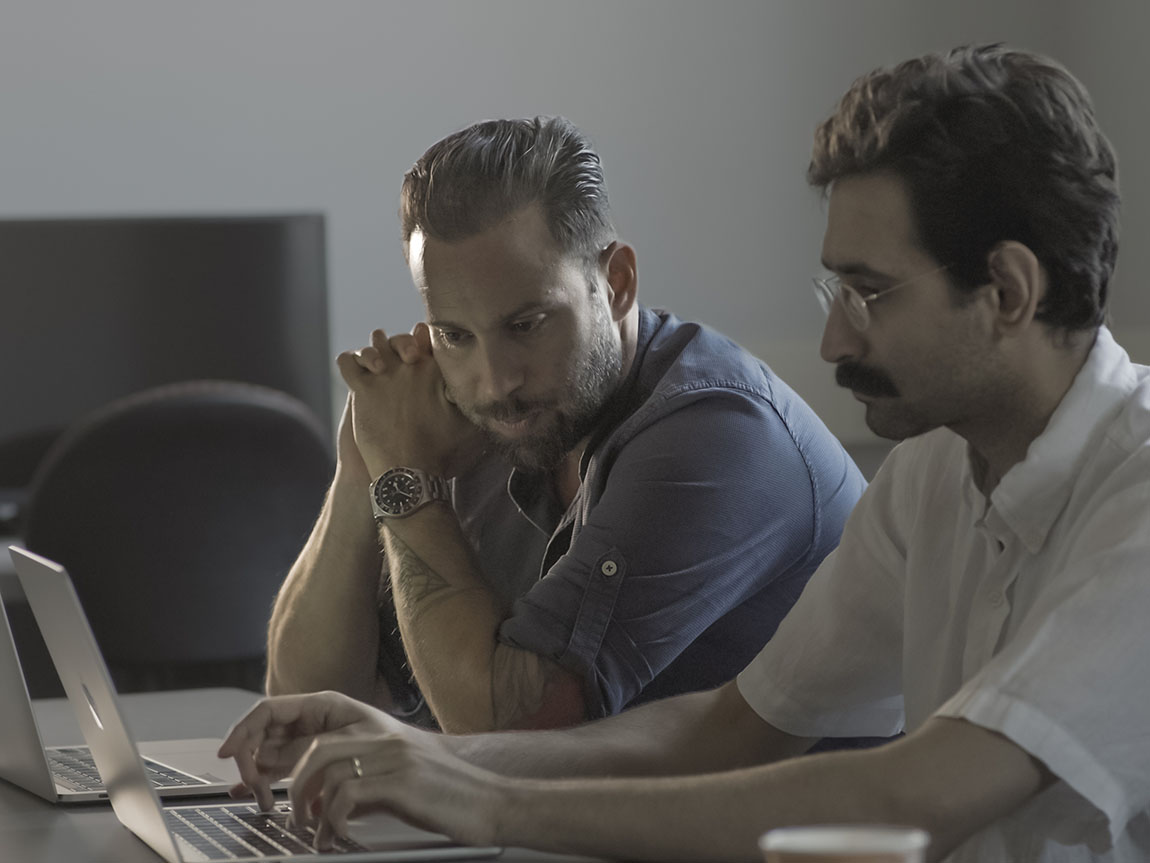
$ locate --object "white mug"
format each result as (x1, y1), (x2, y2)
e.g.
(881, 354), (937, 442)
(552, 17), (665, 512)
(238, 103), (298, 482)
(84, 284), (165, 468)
(759, 824), (930, 863)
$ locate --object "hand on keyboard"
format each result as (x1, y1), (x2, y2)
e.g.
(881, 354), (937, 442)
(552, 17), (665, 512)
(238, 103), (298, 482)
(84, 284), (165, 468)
(217, 690), (503, 852)
(218, 690), (398, 812)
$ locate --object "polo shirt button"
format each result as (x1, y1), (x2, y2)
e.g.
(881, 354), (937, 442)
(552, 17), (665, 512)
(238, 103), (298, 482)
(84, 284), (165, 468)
(600, 560), (618, 577)
(988, 589), (1005, 607)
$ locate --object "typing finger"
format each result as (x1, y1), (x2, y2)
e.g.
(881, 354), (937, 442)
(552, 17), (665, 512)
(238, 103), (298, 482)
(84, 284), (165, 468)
(289, 738), (363, 828)
(219, 697), (313, 811)
(312, 758), (363, 849)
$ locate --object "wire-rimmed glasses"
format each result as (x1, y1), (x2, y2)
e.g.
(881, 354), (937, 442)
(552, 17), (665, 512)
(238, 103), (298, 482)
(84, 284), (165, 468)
(812, 264), (950, 331)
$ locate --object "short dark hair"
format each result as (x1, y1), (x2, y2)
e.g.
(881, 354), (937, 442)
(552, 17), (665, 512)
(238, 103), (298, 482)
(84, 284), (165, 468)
(808, 43), (1120, 332)
(400, 116), (615, 263)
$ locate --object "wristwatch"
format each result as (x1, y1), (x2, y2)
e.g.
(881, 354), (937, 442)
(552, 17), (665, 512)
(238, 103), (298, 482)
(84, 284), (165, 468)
(369, 466), (451, 519)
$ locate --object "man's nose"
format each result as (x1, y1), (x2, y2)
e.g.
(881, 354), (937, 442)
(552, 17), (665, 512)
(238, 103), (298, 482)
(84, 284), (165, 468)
(819, 297), (865, 365)
(475, 343), (526, 403)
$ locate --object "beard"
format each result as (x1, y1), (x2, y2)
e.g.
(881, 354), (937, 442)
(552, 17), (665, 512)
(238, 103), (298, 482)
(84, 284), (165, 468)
(861, 402), (937, 442)
(453, 306), (624, 473)
(836, 360), (964, 442)
(835, 360), (919, 440)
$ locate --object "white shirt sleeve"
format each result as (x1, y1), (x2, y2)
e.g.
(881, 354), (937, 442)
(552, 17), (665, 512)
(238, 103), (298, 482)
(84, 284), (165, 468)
(736, 440), (925, 738)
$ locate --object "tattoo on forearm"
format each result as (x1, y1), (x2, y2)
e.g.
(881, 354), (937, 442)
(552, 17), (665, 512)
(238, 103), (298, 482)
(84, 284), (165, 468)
(386, 531), (451, 604)
(491, 648), (557, 729)
(384, 531), (483, 618)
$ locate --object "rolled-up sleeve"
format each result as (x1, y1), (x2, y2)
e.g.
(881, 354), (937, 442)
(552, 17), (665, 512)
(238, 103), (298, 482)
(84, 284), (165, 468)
(499, 389), (839, 718)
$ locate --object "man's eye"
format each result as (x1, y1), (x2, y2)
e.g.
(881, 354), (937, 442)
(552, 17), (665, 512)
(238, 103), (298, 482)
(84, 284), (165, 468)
(510, 316), (545, 334)
(435, 329), (469, 346)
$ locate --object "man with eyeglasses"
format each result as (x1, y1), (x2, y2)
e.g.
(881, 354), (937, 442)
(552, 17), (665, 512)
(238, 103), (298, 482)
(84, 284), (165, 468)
(224, 45), (1148, 862)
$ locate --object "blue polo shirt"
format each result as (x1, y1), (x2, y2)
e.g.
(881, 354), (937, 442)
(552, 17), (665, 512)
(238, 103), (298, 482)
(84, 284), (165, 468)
(445, 307), (865, 718)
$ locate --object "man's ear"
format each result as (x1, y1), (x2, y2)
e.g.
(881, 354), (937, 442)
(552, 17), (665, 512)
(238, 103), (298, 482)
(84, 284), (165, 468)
(600, 241), (638, 322)
(987, 241), (1044, 331)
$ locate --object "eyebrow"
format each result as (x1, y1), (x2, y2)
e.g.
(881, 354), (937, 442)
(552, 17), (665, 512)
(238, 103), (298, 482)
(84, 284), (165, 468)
(819, 259), (897, 281)
(428, 301), (551, 333)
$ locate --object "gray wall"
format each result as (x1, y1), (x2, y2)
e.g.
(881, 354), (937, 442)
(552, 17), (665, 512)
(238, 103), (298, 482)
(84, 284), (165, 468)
(2, 0), (1147, 444)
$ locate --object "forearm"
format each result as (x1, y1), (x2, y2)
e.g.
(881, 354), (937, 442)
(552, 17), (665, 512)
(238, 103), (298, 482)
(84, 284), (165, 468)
(483, 717), (1050, 863)
(380, 504), (504, 731)
(492, 748), (898, 863)
(442, 682), (814, 779)
(266, 471), (388, 703)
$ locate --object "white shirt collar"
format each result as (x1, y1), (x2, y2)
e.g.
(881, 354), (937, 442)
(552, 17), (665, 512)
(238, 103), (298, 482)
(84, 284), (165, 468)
(987, 327), (1137, 553)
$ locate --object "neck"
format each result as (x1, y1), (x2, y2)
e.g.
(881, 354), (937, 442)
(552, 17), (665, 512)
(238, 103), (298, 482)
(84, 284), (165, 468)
(964, 329), (1096, 495)
(553, 445), (586, 508)
(551, 307), (641, 508)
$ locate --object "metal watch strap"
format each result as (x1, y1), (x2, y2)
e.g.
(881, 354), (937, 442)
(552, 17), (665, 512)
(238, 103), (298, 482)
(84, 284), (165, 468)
(422, 474), (451, 505)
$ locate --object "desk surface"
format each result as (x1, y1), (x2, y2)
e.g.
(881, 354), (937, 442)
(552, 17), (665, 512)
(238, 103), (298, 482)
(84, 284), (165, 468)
(0, 687), (606, 863)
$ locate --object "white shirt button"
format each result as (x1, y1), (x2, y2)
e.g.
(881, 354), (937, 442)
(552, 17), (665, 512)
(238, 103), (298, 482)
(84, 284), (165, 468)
(600, 560), (618, 577)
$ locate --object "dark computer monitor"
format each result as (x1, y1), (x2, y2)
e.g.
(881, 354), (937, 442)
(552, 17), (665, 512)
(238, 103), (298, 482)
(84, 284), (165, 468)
(0, 213), (331, 505)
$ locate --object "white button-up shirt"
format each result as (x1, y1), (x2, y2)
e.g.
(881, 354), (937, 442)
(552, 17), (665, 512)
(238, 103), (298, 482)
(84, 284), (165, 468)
(738, 327), (1150, 861)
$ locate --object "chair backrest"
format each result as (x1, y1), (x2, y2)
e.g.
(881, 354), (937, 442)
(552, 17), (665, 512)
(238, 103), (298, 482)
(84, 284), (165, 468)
(21, 380), (333, 690)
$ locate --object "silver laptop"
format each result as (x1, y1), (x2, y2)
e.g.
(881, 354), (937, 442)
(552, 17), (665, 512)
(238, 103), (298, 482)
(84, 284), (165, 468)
(14, 544), (503, 862)
(3, 547), (247, 802)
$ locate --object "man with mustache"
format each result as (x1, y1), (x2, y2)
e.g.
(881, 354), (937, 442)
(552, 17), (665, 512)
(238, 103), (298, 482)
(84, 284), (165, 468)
(264, 116), (866, 734)
(227, 45), (1150, 862)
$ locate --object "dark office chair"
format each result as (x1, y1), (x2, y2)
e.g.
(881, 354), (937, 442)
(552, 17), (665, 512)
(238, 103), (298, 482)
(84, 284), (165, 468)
(0, 428), (60, 534)
(21, 380), (334, 693)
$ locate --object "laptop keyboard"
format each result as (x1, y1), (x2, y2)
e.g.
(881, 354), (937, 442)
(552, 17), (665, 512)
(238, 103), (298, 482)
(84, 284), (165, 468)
(49, 746), (209, 792)
(167, 803), (368, 859)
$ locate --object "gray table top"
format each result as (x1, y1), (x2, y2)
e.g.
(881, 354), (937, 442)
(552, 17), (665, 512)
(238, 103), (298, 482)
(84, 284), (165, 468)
(0, 687), (608, 863)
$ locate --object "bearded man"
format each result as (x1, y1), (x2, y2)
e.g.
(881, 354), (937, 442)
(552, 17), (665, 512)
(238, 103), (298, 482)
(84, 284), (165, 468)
(264, 116), (864, 735)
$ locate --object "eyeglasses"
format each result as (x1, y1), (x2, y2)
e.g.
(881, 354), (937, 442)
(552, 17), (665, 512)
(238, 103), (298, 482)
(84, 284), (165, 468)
(811, 263), (950, 332)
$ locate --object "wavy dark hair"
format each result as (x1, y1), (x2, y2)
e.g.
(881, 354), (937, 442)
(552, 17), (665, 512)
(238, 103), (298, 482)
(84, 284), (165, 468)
(400, 116), (615, 266)
(809, 43), (1120, 331)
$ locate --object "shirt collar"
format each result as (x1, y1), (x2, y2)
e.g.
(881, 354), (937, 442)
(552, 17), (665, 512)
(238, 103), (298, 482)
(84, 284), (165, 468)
(987, 327), (1136, 553)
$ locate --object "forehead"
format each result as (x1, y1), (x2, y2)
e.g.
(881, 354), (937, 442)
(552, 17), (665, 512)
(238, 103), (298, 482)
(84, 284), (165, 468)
(409, 204), (581, 324)
(821, 171), (936, 274)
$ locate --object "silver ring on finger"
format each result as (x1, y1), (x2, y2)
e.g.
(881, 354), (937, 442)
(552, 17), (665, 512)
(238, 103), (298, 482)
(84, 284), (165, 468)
(351, 756), (364, 779)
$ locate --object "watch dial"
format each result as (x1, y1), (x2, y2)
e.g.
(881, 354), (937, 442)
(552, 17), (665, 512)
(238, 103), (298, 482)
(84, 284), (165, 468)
(377, 470), (422, 514)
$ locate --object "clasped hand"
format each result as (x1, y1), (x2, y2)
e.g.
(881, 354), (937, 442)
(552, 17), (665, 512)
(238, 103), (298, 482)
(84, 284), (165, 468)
(217, 691), (504, 851)
(335, 325), (485, 479)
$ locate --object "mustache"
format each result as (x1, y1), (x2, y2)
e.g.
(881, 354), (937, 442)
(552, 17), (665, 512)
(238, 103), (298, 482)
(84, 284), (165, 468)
(468, 397), (553, 423)
(835, 362), (900, 398)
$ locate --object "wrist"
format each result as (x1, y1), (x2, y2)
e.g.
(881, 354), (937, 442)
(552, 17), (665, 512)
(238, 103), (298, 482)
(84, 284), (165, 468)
(364, 454), (439, 481)
(333, 458), (368, 487)
(489, 776), (541, 847)
(360, 438), (458, 479)
(369, 466), (452, 520)
(332, 463), (373, 507)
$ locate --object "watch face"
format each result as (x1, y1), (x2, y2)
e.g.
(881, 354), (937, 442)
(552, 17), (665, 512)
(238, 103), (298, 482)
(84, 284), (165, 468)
(374, 469), (423, 516)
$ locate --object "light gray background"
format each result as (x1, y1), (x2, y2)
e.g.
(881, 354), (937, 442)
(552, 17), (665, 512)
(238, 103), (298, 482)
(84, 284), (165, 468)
(2, 0), (1146, 445)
